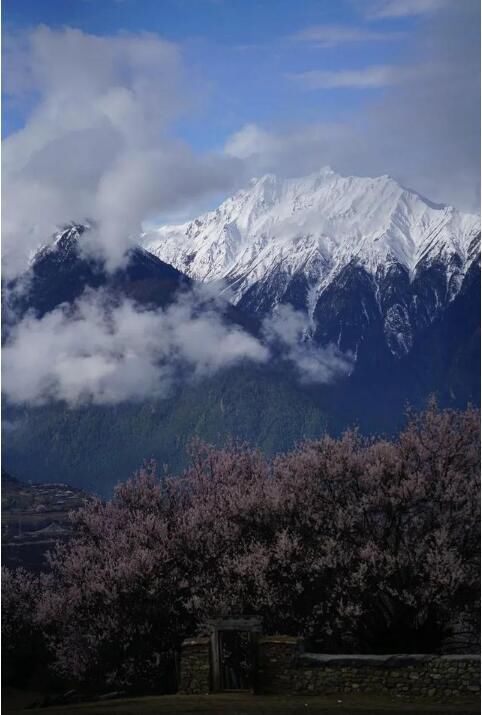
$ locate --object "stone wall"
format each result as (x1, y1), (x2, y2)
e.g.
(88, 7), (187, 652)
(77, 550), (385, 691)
(257, 637), (480, 698)
(179, 637), (210, 694)
(179, 634), (480, 699)
(256, 636), (304, 692)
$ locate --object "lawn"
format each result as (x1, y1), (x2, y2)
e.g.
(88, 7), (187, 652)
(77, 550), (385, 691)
(3, 691), (480, 715)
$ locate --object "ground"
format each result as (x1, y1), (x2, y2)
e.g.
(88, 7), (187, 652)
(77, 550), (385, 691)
(2, 691), (480, 715)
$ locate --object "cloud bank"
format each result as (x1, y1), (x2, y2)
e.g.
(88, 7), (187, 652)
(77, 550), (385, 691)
(2, 27), (241, 278)
(2, 289), (267, 405)
(2, 291), (352, 406)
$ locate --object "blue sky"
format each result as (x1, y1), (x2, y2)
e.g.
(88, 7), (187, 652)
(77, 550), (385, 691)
(2, 0), (416, 148)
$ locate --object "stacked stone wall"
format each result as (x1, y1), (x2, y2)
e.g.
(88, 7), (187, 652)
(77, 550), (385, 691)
(179, 634), (480, 699)
(256, 636), (303, 693)
(257, 638), (480, 698)
(179, 637), (210, 694)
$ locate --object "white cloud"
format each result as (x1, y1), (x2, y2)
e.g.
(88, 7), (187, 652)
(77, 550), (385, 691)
(263, 305), (354, 385)
(367, 0), (447, 19)
(288, 65), (412, 90)
(2, 27), (241, 278)
(225, 124), (279, 161)
(2, 287), (355, 406)
(2, 289), (269, 406)
(224, 121), (346, 174)
(291, 24), (403, 47)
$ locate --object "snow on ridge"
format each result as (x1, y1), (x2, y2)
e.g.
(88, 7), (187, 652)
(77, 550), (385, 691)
(144, 167), (480, 304)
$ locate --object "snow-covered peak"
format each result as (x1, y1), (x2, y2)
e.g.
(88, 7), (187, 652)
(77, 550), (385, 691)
(30, 224), (87, 266)
(144, 168), (480, 305)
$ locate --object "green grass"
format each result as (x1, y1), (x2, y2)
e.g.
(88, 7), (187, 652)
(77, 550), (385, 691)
(3, 692), (480, 715)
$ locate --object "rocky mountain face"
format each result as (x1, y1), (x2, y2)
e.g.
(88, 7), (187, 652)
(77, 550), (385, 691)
(144, 168), (480, 362)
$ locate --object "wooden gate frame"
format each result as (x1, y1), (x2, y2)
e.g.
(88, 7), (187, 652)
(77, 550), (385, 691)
(206, 617), (263, 692)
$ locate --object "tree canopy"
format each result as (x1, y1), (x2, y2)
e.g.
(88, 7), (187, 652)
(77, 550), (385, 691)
(3, 402), (480, 690)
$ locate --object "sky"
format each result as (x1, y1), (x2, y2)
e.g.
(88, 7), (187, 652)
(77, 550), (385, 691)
(1, 0), (416, 142)
(1, 0), (480, 277)
(2, 0), (420, 138)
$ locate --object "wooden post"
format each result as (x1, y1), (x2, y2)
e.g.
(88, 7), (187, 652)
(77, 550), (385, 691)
(210, 629), (221, 692)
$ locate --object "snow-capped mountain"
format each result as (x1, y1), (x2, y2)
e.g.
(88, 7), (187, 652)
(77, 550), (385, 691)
(144, 167), (480, 358)
(3, 176), (480, 492)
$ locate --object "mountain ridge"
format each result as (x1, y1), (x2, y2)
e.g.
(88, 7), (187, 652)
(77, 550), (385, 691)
(144, 167), (480, 358)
